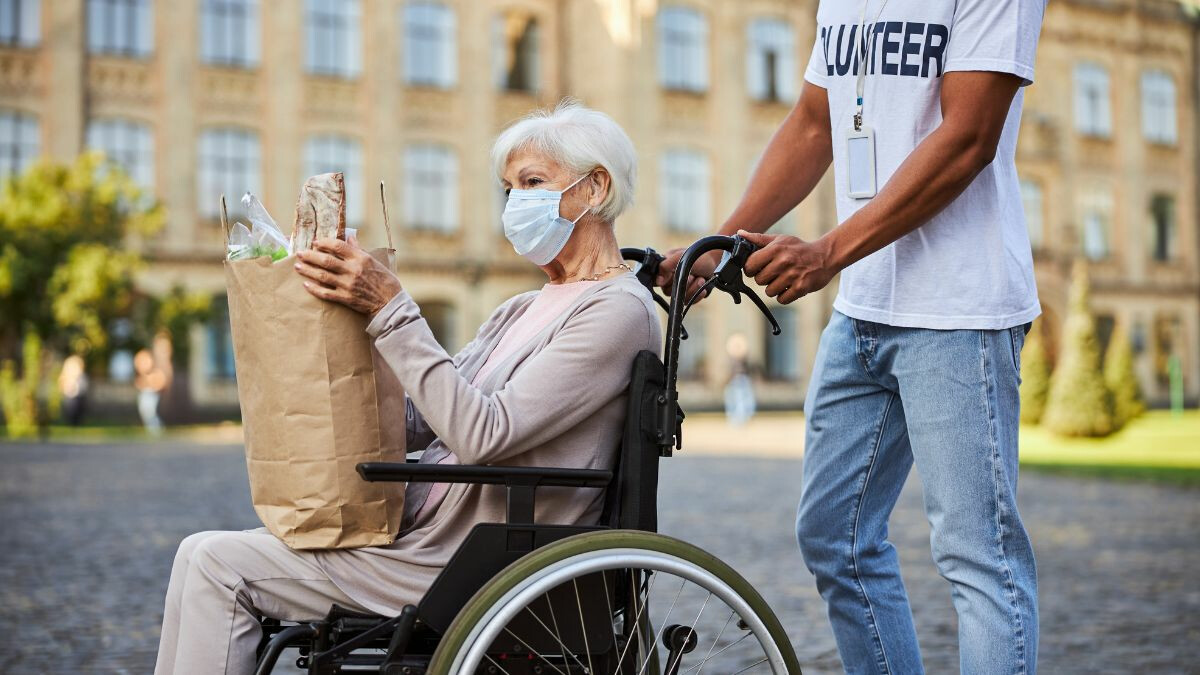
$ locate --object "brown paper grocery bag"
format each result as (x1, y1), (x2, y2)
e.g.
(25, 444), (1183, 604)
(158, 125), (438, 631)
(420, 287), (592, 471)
(224, 249), (405, 549)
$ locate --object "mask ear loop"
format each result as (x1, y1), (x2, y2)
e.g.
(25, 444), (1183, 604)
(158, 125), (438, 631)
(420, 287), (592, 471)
(563, 172), (595, 224)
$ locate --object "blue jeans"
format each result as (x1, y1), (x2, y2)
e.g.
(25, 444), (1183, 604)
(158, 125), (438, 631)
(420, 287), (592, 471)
(798, 311), (1037, 674)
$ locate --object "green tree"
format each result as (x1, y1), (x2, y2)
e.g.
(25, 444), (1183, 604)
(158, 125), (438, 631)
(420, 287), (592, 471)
(1019, 321), (1051, 425)
(0, 154), (163, 434)
(1104, 325), (1144, 429)
(1043, 261), (1115, 437)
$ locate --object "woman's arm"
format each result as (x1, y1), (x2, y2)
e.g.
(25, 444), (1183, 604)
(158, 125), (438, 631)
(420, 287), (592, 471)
(402, 299), (523, 452)
(368, 289), (655, 465)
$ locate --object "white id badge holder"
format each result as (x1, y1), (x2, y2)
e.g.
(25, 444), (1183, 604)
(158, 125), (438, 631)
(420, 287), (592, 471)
(846, 126), (877, 199)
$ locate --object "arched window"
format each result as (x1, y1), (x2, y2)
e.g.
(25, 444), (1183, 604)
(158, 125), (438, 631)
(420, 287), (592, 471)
(197, 127), (261, 222)
(1073, 62), (1111, 138)
(404, 2), (456, 88)
(87, 0), (153, 57)
(658, 6), (708, 92)
(0, 109), (39, 178)
(403, 144), (459, 232)
(304, 135), (364, 224)
(201, 0), (259, 67)
(493, 12), (540, 92)
(661, 149), (711, 232)
(87, 118), (155, 189)
(1141, 69), (1176, 145)
(305, 0), (361, 78)
(747, 18), (796, 102)
(0, 0), (39, 47)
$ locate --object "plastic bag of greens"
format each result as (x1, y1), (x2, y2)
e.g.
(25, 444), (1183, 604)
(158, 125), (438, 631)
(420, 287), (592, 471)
(226, 193), (290, 261)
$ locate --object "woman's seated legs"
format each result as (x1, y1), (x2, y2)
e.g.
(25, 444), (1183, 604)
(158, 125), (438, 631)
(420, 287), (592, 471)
(155, 529), (373, 675)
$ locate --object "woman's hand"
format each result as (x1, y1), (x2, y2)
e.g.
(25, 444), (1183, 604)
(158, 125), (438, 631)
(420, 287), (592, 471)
(295, 238), (402, 316)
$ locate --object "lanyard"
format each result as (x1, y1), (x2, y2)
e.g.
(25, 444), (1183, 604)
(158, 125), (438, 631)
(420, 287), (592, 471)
(854, 0), (891, 131)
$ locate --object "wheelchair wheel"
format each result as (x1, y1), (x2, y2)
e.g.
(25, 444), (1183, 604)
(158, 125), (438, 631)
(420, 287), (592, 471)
(427, 530), (800, 675)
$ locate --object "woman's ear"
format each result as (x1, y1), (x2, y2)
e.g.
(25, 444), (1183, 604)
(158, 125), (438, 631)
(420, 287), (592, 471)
(588, 169), (612, 208)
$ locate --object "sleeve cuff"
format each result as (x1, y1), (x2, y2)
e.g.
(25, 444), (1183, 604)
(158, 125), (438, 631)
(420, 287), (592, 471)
(366, 290), (419, 338)
(944, 58), (1036, 87)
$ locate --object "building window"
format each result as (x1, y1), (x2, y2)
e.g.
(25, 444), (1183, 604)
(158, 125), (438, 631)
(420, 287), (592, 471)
(493, 13), (539, 92)
(1149, 194), (1175, 263)
(1073, 62), (1111, 138)
(658, 6), (708, 93)
(197, 127), (261, 222)
(1080, 188), (1112, 261)
(661, 149), (711, 232)
(403, 144), (459, 232)
(0, 0), (39, 47)
(419, 300), (456, 349)
(764, 306), (798, 381)
(677, 312), (707, 381)
(305, 0), (361, 78)
(404, 2), (456, 88)
(0, 109), (39, 179)
(1141, 69), (1176, 146)
(200, 0), (259, 68)
(747, 18), (796, 103)
(1020, 178), (1044, 250)
(304, 135), (364, 224)
(86, 118), (154, 189)
(206, 295), (236, 380)
(87, 0), (153, 57)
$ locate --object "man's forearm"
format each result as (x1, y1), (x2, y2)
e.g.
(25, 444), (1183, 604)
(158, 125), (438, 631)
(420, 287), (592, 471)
(719, 87), (833, 237)
(818, 72), (1022, 273)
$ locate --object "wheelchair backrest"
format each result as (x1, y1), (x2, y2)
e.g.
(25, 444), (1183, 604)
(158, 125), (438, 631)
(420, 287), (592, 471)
(600, 349), (665, 532)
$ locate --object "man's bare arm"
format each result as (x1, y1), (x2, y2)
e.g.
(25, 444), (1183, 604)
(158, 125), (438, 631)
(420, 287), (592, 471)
(741, 70), (1024, 304)
(656, 82), (833, 290)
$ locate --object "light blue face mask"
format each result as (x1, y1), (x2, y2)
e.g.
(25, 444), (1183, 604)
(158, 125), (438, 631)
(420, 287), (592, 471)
(501, 173), (591, 266)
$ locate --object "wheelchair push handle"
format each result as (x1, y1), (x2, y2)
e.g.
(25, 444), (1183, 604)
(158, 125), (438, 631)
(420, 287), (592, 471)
(655, 234), (783, 453)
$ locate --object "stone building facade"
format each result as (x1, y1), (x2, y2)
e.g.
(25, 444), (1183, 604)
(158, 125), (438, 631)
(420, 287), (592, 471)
(0, 0), (1195, 413)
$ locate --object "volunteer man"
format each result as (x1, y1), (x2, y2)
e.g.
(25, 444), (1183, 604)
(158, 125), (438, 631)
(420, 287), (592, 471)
(658, 1), (1047, 672)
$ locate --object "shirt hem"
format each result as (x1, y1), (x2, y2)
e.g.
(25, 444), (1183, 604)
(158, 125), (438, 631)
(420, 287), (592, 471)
(833, 296), (1041, 330)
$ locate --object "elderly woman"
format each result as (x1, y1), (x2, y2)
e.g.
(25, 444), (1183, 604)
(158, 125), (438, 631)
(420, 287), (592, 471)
(153, 102), (659, 675)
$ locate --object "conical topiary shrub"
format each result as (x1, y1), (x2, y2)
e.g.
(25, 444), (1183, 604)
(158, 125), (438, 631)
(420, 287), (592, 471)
(1019, 321), (1051, 424)
(1043, 261), (1115, 437)
(1104, 325), (1144, 430)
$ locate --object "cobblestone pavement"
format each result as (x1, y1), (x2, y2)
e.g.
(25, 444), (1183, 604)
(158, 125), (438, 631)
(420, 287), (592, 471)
(1, 441), (1197, 674)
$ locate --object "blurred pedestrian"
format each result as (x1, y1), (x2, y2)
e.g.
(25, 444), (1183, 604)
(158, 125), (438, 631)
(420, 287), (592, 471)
(57, 354), (89, 426)
(134, 349), (167, 435)
(724, 333), (756, 426)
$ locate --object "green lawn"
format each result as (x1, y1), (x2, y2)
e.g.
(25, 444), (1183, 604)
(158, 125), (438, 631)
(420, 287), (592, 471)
(1020, 410), (1200, 485)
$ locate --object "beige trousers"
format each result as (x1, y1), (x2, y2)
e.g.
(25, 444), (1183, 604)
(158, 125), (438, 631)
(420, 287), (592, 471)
(154, 529), (374, 675)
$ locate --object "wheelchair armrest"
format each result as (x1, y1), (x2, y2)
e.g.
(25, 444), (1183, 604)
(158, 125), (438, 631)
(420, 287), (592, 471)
(356, 463), (613, 525)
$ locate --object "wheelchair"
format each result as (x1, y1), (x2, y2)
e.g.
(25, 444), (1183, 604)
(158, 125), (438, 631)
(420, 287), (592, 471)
(255, 235), (800, 675)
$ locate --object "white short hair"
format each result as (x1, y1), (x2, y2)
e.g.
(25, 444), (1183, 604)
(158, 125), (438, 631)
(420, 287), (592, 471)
(491, 100), (637, 223)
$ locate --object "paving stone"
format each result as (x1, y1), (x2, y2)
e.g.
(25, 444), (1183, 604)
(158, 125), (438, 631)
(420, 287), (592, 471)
(0, 442), (1196, 673)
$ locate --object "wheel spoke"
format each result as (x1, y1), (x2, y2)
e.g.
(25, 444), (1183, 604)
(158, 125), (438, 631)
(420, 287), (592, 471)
(500, 624), (568, 675)
(518, 605), (587, 674)
(690, 610), (735, 675)
(666, 592), (712, 673)
(615, 569), (656, 670)
(730, 657), (770, 674)
(637, 578), (685, 675)
(572, 578), (595, 674)
(485, 654), (513, 675)
(685, 630), (753, 673)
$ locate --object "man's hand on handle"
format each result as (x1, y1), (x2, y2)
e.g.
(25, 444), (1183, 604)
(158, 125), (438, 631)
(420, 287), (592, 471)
(738, 231), (838, 305)
(654, 248), (720, 300)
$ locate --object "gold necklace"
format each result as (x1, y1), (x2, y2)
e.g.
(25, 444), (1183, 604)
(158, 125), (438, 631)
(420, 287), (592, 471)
(575, 263), (632, 282)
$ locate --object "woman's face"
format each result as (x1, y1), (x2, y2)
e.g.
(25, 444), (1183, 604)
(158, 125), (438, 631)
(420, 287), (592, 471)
(500, 149), (594, 222)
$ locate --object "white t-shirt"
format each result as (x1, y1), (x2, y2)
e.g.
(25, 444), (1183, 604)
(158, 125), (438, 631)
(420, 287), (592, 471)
(804, 0), (1047, 330)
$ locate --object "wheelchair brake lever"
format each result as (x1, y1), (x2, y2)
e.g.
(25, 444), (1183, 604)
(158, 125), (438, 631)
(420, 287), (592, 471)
(709, 237), (783, 336)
